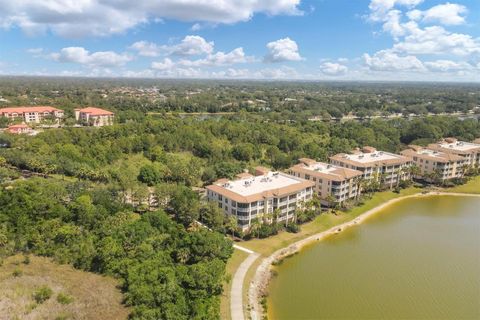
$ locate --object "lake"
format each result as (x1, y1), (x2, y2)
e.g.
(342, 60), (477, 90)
(267, 196), (480, 320)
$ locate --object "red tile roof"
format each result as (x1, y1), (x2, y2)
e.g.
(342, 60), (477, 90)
(76, 107), (114, 116)
(8, 124), (29, 129)
(0, 106), (62, 114)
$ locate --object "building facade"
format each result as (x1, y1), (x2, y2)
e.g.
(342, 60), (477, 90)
(427, 138), (480, 168)
(7, 124), (33, 134)
(401, 145), (467, 181)
(330, 146), (411, 189)
(0, 106), (64, 124)
(75, 107), (114, 127)
(206, 167), (314, 231)
(289, 158), (363, 206)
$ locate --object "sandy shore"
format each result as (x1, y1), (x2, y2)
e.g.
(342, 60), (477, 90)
(247, 191), (480, 320)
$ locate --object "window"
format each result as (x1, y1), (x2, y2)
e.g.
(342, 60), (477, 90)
(238, 203), (249, 208)
(232, 201), (237, 207)
(218, 195), (223, 201)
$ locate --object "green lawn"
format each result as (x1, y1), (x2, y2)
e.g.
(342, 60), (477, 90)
(446, 176), (480, 194)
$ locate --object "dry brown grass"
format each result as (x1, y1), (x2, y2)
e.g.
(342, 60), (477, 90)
(0, 255), (130, 320)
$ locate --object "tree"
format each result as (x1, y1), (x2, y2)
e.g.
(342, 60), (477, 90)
(169, 186), (200, 226)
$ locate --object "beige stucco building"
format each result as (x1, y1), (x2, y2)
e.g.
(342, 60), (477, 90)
(330, 146), (411, 189)
(75, 107), (114, 127)
(288, 158), (363, 206)
(427, 138), (480, 168)
(206, 167), (314, 230)
(401, 145), (467, 181)
(0, 106), (64, 124)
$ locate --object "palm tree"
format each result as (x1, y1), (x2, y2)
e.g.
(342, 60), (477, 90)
(250, 218), (261, 238)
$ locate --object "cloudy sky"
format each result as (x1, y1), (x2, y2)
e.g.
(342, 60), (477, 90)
(0, 0), (479, 81)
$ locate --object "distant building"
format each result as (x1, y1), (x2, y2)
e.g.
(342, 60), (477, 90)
(0, 106), (64, 123)
(427, 138), (480, 168)
(206, 167), (314, 230)
(289, 158), (363, 206)
(7, 123), (33, 135)
(330, 146), (411, 189)
(401, 145), (467, 181)
(75, 107), (114, 127)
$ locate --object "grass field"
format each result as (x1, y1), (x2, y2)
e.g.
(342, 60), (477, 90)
(447, 176), (480, 194)
(0, 255), (129, 320)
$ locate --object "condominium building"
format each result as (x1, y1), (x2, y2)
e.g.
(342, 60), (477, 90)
(75, 107), (114, 127)
(289, 158), (363, 206)
(427, 138), (480, 168)
(7, 124), (33, 135)
(0, 106), (64, 123)
(206, 167), (314, 230)
(330, 146), (411, 189)
(401, 145), (467, 181)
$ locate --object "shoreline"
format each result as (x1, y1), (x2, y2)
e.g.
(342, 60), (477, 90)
(247, 191), (480, 320)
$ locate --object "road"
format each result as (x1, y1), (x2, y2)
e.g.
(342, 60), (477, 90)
(230, 245), (260, 320)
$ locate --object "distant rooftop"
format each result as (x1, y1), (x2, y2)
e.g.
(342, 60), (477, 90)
(76, 107), (114, 116)
(432, 139), (480, 153)
(0, 106), (63, 113)
(330, 146), (409, 167)
(291, 159), (362, 181)
(401, 147), (465, 163)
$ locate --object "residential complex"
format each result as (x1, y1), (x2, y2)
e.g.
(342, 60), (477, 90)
(7, 124), (33, 135)
(206, 167), (314, 230)
(75, 107), (114, 127)
(330, 147), (411, 189)
(427, 138), (480, 168)
(401, 145), (467, 181)
(0, 106), (64, 123)
(289, 158), (363, 206)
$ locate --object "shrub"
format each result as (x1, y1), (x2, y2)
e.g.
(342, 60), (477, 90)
(12, 268), (23, 277)
(286, 223), (300, 233)
(23, 255), (31, 265)
(57, 293), (74, 305)
(33, 286), (53, 304)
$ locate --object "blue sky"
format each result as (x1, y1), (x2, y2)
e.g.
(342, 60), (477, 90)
(0, 0), (479, 81)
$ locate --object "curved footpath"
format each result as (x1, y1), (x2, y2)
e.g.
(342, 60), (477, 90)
(245, 192), (480, 320)
(231, 245), (260, 320)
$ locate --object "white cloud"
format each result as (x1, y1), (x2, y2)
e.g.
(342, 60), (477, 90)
(264, 38), (303, 62)
(51, 47), (132, 67)
(0, 0), (302, 37)
(130, 35), (214, 57)
(393, 24), (480, 56)
(368, 0), (423, 21)
(171, 35), (214, 56)
(129, 41), (162, 57)
(363, 50), (425, 71)
(151, 58), (175, 71)
(415, 3), (467, 26)
(424, 59), (472, 72)
(320, 62), (348, 76)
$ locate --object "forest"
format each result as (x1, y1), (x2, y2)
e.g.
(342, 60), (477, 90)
(0, 78), (480, 319)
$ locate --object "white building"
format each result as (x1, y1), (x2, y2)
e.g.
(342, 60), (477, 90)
(206, 167), (314, 230)
(330, 146), (411, 189)
(289, 158), (363, 206)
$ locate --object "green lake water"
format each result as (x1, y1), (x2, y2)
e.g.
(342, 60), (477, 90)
(267, 196), (480, 320)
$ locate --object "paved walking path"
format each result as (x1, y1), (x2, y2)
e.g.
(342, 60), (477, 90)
(231, 248), (260, 320)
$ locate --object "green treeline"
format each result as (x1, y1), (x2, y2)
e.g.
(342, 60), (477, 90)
(1, 115), (479, 186)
